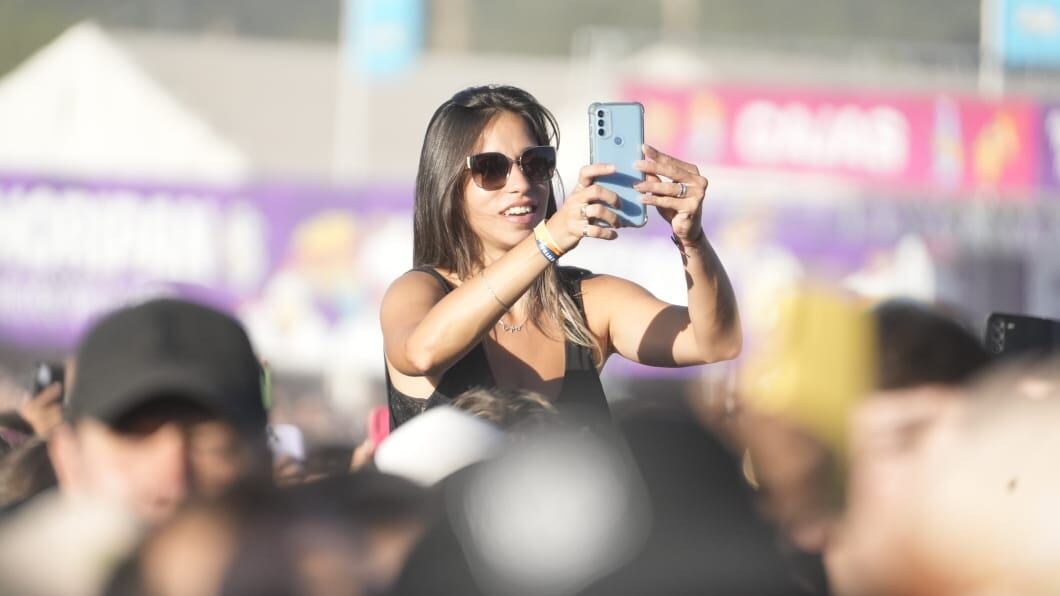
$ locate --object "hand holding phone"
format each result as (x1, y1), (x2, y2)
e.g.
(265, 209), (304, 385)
(31, 361), (64, 396)
(589, 102), (647, 228)
(21, 362), (66, 435)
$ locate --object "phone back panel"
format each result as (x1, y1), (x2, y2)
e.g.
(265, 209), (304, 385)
(589, 102), (647, 227)
(985, 312), (1060, 357)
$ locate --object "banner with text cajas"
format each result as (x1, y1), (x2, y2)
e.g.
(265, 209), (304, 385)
(625, 83), (1043, 198)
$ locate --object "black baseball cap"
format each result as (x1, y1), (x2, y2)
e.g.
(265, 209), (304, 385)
(66, 298), (267, 434)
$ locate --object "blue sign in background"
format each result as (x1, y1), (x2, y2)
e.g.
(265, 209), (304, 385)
(343, 0), (423, 79)
(998, 0), (1060, 66)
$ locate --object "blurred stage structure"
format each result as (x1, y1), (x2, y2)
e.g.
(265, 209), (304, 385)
(0, 20), (1057, 440)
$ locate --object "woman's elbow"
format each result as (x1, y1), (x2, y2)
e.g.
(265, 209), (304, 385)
(718, 340), (742, 362)
(403, 341), (443, 377)
(704, 334), (742, 363)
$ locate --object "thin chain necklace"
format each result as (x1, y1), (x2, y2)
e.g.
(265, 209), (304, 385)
(496, 314), (528, 333)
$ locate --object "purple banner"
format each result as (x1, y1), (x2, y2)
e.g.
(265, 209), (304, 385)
(0, 173), (413, 358)
(2, 172), (1056, 380)
(1042, 103), (1060, 191)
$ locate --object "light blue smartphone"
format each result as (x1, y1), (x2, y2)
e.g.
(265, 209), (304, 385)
(588, 101), (647, 228)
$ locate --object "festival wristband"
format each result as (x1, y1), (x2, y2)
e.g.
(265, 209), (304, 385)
(535, 238), (560, 263)
(534, 221), (563, 257)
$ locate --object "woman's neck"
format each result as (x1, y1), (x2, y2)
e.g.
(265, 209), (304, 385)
(479, 246), (506, 269)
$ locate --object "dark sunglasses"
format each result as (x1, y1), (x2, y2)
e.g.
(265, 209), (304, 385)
(466, 145), (556, 191)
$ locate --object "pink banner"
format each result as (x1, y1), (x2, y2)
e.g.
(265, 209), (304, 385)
(624, 83), (1042, 198)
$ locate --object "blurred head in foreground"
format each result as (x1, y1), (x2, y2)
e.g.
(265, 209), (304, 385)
(584, 400), (810, 596)
(391, 398), (809, 596)
(871, 298), (991, 391)
(826, 299), (995, 596)
(374, 406), (506, 487)
(0, 437), (57, 508)
(739, 287), (876, 553)
(49, 299), (271, 523)
(451, 387), (558, 432)
(111, 472), (434, 596)
(835, 357), (1060, 596)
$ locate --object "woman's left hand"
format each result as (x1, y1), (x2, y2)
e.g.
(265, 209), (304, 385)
(634, 144), (709, 242)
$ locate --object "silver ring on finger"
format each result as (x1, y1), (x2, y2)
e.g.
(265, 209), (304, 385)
(677, 182), (688, 198)
(582, 223), (591, 237)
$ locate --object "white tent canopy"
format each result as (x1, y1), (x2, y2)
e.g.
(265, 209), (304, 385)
(0, 22), (250, 184)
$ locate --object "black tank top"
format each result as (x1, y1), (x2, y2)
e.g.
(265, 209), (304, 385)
(385, 266), (609, 429)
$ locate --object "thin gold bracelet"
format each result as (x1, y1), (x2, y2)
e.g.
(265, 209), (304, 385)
(480, 271), (511, 310)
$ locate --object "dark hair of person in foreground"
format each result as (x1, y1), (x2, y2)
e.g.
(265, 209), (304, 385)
(872, 299), (992, 391)
(105, 471), (436, 596)
(0, 438), (57, 513)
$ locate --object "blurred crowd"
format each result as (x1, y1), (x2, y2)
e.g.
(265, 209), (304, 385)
(0, 292), (1058, 596)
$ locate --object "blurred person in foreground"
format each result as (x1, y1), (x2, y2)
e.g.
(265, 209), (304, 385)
(0, 363), (69, 452)
(738, 290), (876, 550)
(108, 472), (435, 596)
(0, 438), (57, 511)
(725, 288), (879, 596)
(50, 298), (272, 520)
(825, 299), (994, 596)
(0, 298), (271, 596)
(739, 296), (992, 538)
(373, 387), (564, 486)
(0, 409), (34, 456)
(584, 397), (816, 596)
(0, 364), (72, 512)
(390, 394), (812, 596)
(373, 405), (506, 487)
(451, 386), (557, 429)
(16, 375), (66, 437)
(869, 299), (992, 391)
(381, 84), (740, 429)
(832, 357), (1060, 596)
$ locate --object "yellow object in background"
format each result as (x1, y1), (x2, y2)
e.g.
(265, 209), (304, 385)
(741, 287), (876, 456)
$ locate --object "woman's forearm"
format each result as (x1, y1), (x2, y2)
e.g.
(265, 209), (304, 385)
(404, 235), (549, 376)
(679, 233), (742, 362)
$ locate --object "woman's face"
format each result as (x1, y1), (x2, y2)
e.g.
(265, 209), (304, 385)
(463, 111), (552, 261)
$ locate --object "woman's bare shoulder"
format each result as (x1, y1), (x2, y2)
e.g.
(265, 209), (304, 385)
(577, 273), (655, 321)
(381, 269), (449, 306)
(579, 272), (648, 296)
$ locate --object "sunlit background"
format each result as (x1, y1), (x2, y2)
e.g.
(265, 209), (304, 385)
(0, 0), (1057, 444)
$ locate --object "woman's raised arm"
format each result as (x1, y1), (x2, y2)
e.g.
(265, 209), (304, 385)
(584, 145), (741, 368)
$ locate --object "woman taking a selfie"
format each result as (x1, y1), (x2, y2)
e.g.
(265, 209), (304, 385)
(381, 85), (741, 428)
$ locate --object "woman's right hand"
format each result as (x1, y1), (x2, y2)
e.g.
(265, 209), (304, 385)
(546, 163), (624, 253)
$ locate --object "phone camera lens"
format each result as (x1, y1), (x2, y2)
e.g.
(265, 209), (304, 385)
(597, 119), (605, 127)
(597, 128), (605, 136)
(597, 110), (604, 117)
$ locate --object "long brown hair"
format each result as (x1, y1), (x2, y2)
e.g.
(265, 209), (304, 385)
(413, 85), (599, 362)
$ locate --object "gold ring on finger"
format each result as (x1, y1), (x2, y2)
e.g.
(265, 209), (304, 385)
(580, 204), (589, 220)
(677, 182), (688, 198)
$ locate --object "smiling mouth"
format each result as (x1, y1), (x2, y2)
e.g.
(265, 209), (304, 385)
(503, 205), (536, 216)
